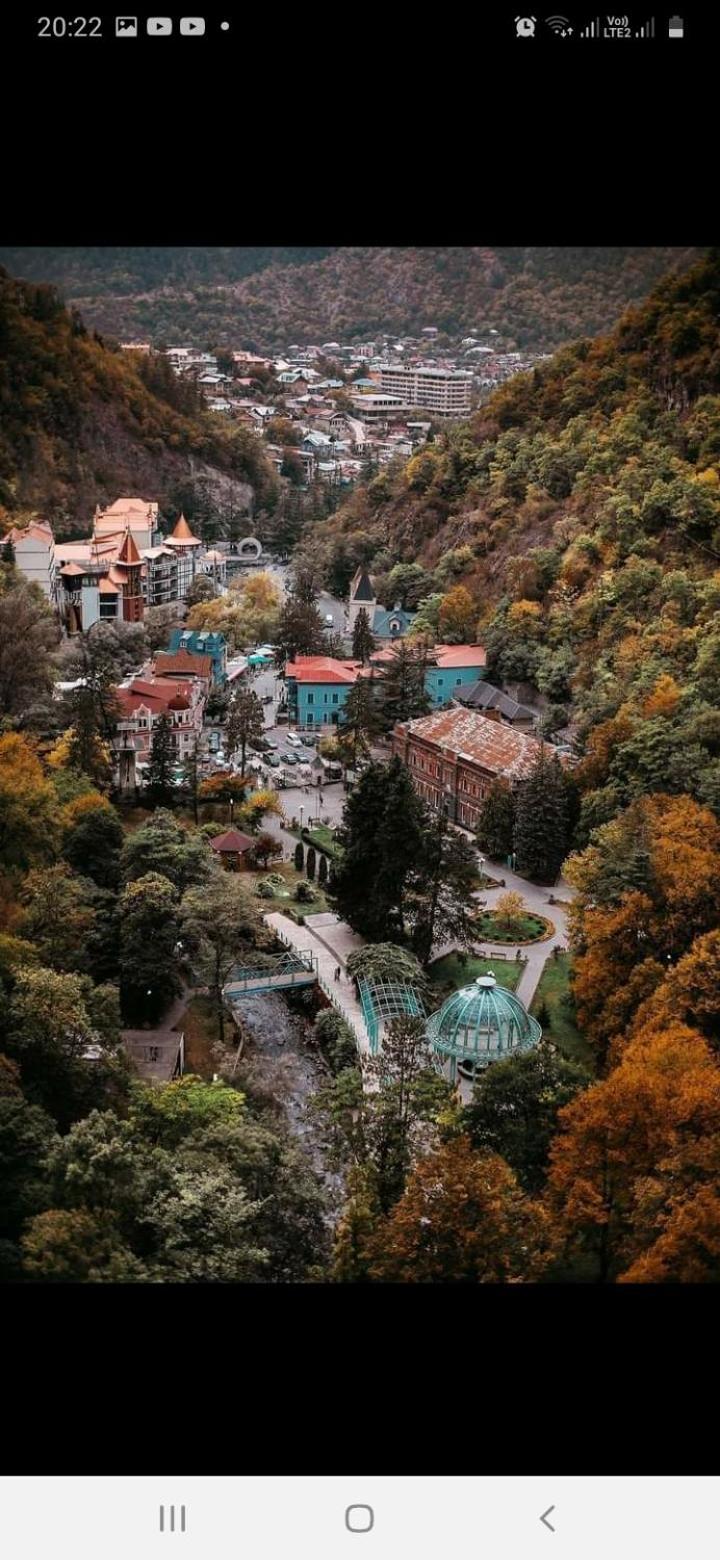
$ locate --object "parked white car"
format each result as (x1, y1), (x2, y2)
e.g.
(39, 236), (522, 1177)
(286, 732), (303, 748)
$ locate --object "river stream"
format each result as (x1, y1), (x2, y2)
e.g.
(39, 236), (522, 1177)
(227, 991), (344, 1216)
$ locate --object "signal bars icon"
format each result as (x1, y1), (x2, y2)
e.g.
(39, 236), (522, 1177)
(580, 14), (655, 33)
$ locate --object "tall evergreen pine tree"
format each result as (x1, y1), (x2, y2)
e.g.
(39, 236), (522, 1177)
(477, 780), (516, 860)
(147, 711), (175, 804)
(513, 747), (570, 883)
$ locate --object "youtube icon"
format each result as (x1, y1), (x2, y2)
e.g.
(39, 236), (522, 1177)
(180, 16), (206, 32)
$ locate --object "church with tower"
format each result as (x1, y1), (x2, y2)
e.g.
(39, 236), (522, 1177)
(347, 567), (416, 644)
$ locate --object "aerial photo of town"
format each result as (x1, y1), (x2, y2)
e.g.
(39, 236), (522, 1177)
(0, 243), (718, 1284)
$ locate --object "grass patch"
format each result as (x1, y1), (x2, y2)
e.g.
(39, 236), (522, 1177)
(530, 953), (593, 1070)
(245, 861), (333, 920)
(287, 822), (340, 859)
(473, 910), (550, 944)
(427, 952), (523, 1005)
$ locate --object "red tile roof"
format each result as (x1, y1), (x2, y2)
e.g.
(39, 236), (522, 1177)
(209, 829), (254, 854)
(154, 649), (212, 680)
(434, 644), (487, 668)
(396, 707), (551, 782)
(285, 656), (360, 685)
(116, 529), (141, 566)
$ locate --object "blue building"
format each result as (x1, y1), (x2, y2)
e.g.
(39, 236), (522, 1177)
(285, 656), (357, 728)
(285, 645), (487, 729)
(168, 628), (227, 686)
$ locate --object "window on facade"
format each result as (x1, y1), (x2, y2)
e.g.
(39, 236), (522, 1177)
(307, 693), (314, 705)
(307, 713), (314, 724)
(324, 693), (328, 703)
(332, 693), (338, 704)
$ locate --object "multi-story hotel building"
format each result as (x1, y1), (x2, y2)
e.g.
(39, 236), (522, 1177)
(392, 706), (547, 831)
(375, 365), (473, 418)
(0, 520), (61, 613)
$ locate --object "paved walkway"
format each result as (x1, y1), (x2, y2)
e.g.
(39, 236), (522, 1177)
(263, 910), (370, 1055)
(468, 861), (574, 1006)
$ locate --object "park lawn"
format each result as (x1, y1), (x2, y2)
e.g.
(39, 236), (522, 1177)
(473, 909), (549, 943)
(530, 953), (593, 1070)
(245, 861), (333, 920)
(427, 952), (523, 1005)
(287, 822), (341, 859)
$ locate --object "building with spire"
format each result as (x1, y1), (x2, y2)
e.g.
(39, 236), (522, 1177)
(347, 566), (417, 643)
(163, 513), (203, 598)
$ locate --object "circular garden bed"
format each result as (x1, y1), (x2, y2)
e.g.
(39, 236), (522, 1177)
(472, 910), (555, 945)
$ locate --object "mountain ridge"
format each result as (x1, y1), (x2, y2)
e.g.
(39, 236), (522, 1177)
(0, 246), (699, 353)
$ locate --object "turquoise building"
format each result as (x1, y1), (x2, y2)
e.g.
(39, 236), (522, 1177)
(285, 645), (487, 728)
(285, 656), (355, 727)
(168, 628), (227, 685)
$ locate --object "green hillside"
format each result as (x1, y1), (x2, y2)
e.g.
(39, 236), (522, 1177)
(0, 246), (698, 353)
(306, 248), (720, 833)
(0, 267), (277, 533)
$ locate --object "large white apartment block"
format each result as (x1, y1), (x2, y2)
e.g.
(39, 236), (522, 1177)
(1, 521), (61, 612)
(376, 365), (473, 417)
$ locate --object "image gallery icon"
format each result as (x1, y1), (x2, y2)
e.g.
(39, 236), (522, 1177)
(115, 15), (138, 34)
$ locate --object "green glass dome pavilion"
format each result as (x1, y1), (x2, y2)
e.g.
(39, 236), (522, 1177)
(426, 973), (542, 1081)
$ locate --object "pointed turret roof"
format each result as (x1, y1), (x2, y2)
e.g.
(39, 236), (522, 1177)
(169, 512), (201, 544)
(116, 528), (141, 566)
(351, 568), (375, 603)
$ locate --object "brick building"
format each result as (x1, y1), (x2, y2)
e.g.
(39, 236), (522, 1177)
(392, 706), (547, 830)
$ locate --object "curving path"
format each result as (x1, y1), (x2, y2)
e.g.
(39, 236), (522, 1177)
(468, 862), (574, 1006)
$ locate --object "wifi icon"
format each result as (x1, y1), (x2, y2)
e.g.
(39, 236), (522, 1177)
(546, 14), (573, 31)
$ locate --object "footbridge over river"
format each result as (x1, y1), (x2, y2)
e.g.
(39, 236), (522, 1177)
(224, 950), (318, 998)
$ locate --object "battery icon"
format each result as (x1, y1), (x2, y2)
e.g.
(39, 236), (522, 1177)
(668, 14), (683, 34)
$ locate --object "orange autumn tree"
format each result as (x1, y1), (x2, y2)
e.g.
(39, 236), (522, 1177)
(546, 1022), (720, 1282)
(367, 1136), (551, 1283)
(565, 794), (720, 1066)
(625, 928), (720, 1050)
(437, 585), (477, 644)
(0, 732), (59, 873)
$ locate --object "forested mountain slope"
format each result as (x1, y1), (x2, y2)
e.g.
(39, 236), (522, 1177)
(0, 269), (276, 533)
(307, 249), (720, 836)
(0, 246), (698, 352)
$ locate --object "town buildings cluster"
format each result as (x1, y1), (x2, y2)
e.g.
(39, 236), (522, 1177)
(4, 491), (557, 825)
(120, 328), (546, 487)
(1, 501), (238, 635)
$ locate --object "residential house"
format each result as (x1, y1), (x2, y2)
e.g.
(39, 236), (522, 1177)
(168, 628), (228, 685)
(114, 673), (204, 766)
(455, 680), (537, 730)
(367, 642), (487, 706)
(58, 528), (145, 632)
(153, 647), (213, 700)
